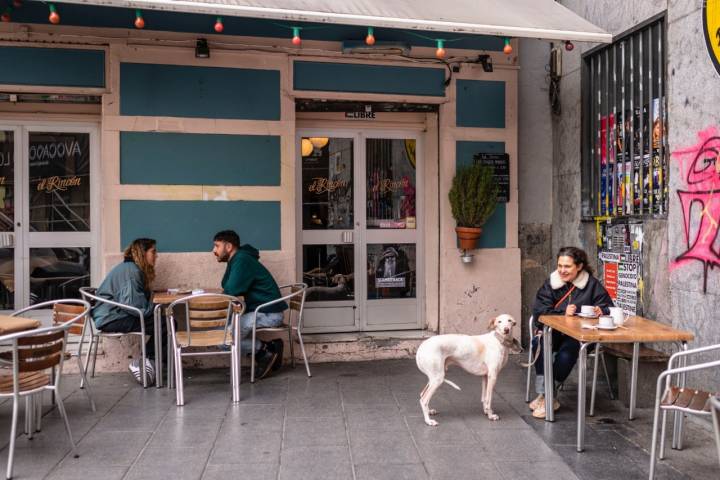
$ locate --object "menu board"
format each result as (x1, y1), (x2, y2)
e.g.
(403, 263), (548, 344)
(473, 152), (509, 203)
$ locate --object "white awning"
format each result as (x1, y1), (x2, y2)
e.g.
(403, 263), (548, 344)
(58, 0), (612, 43)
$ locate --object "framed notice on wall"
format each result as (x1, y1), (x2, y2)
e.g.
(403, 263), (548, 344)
(473, 152), (509, 202)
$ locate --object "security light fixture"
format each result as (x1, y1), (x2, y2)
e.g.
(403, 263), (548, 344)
(478, 54), (493, 73)
(195, 38), (210, 58)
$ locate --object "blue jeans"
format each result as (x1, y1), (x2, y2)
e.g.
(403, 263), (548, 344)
(531, 329), (581, 394)
(239, 311), (284, 353)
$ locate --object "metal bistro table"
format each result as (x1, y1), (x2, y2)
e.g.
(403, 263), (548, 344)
(539, 314), (694, 452)
(152, 289), (222, 388)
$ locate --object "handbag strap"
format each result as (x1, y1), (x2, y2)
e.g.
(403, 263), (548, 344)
(553, 285), (576, 309)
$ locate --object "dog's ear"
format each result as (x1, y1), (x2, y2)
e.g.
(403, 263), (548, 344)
(487, 316), (497, 330)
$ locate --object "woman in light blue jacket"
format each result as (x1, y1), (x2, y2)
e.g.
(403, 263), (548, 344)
(92, 238), (160, 384)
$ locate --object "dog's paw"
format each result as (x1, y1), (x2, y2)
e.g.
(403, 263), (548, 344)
(429, 409), (438, 416)
(487, 413), (499, 421)
(425, 419), (439, 426)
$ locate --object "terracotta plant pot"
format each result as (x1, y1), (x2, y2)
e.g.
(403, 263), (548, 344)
(455, 226), (483, 250)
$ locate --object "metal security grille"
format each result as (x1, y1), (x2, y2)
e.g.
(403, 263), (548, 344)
(581, 15), (667, 218)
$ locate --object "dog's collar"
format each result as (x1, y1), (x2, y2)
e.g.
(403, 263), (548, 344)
(494, 331), (515, 348)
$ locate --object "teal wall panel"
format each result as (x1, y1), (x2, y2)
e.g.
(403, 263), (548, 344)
(456, 141), (506, 249)
(294, 61), (445, 97)
(456, 80), (505, 128)
(121, 200), (280, 252)
(120, 132), (280, 186)
(0, 47), (104, 87)
(120, 63), (280, 120)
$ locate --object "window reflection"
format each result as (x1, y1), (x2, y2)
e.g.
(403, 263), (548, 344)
(366, 139), (416, 229)
(0, 131), (14, 232)
(29, 132), (90, 232)
(302, 138), (353, 230)
(367, 244), (416, 300)
(0, 248), (13, 310)
(302, 244), (354, 302)
(30, 247), (90, 305)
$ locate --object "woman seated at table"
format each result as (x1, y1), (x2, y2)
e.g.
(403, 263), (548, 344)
(92, 238), (161, 385)
(529, 246), (614, 418)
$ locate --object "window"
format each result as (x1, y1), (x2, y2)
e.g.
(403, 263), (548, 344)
(582, 16), (667, 218)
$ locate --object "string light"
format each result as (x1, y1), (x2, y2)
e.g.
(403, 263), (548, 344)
(564, 40), (574, 51)
(134, 9), (145, 29)
(503, 38), (512, 55)
(48, 3), (60, 24)
(365, 27), (375, 45)
(214, 16), (223, 33)
(1, 10), (10, 22)
(291, 26), (302, 46)
(12, 0), (21, 7)
(435, 39), (445, 59)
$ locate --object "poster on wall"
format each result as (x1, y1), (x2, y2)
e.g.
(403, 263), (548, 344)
(702, 1), (720, 77)
(598, 221), (643, 315)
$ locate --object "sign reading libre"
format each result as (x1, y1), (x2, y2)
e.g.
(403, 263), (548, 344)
(704, 0), (720, 76)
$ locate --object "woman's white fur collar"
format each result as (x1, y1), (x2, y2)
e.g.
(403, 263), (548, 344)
(550, 270), (589, 290)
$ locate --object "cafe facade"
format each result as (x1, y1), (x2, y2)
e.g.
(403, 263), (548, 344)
(0, 0), (609, 369)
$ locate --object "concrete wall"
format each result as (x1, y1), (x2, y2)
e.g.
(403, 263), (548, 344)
(545, 0), (720, 387)
(518, 39), (555, 344)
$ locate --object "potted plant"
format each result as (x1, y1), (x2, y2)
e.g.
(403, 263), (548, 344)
(449, 163), (499, 251)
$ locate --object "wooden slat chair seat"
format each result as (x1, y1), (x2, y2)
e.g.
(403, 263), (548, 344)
(0, 371), (51, 394)
(167, 293), (243, 406)
(661, 386), (717, 413)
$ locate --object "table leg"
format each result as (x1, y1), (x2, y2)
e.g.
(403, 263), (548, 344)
(672, 341), (688, 450)
(577, 342), (590, 452)
(153, 305), (163, 388)
(629, 342), (639, 420)
(543, 326), (554, 422)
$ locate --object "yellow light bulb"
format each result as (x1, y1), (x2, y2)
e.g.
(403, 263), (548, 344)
(301, 138), (314, 156)
(308, 137), (329, 148)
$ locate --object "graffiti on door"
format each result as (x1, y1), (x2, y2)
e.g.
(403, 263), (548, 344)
(670, 127), (720, 293)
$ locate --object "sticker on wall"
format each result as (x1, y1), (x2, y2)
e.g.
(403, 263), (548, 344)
(704, 0), (720, 76)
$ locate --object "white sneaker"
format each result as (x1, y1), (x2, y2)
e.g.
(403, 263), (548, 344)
(128, 358), (156, 385)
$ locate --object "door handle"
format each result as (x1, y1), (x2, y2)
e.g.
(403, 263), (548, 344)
(342, 231), (353, 243)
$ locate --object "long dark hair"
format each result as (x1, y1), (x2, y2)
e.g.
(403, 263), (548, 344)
(557, 246), (594, 276)
(123, 238), (156, 289)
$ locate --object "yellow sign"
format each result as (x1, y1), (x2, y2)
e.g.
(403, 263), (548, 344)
(704, 0), (720, 76)
(37, 176), (82, 193)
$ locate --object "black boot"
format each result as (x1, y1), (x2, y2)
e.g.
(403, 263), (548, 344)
(270, 339), (284, 372)
(255, 342), (279, 380)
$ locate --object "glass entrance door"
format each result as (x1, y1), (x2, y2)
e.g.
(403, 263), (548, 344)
(0, 124), (97, 311)
(298, 130), (422, 333)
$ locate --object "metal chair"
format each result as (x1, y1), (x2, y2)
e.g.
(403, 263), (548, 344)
(0, 300), (89, 479)
(250, 283), (310, 383)
(649, 344), (720, 479)
(166, 293), (243, 406)
(711, 395), (720, 469)
(79, 286), (151, 388)
(525, 315), (614, 414)
(9, 300), (96, 436)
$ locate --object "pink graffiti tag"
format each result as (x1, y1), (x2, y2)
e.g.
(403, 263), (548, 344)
(671, 127), (720, 293)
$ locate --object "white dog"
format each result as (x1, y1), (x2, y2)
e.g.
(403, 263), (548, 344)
(416, 314), (521, 426)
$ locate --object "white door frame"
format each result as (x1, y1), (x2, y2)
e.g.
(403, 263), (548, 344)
(0, 121), (100, 309)
(296, 127), (424, 333)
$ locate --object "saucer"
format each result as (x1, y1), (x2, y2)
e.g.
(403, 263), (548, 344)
(577, 312), (598, 318)
(596, 324), (618, 330)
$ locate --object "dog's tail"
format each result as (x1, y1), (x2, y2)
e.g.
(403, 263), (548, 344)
(443, 379), (461, 391)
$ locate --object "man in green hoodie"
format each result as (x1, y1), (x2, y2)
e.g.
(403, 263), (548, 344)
(212, 230), (286, 379)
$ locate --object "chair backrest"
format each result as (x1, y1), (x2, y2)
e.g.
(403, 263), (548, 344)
(79, 286), (97, 306)
(272, 283), (307, 328)
(168, 293), (243, 345)
(79, 286), (144, 321)
(53, 303), (87, 335)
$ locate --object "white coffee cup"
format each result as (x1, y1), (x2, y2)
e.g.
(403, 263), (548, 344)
(581, 305), (595, 315)
(598, 315), (614, 328)
(609, 307), (626, 326)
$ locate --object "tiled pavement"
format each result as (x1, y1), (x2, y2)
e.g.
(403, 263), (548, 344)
(0, 357), (717, 479)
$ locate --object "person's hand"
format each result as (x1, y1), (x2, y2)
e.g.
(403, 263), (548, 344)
(593, 306), (603, 316)
(565, 304), (577, 316)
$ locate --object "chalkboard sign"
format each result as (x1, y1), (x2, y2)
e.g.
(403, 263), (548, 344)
(473, 152), (509, 203)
